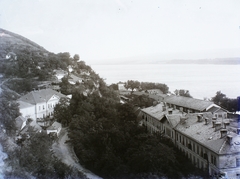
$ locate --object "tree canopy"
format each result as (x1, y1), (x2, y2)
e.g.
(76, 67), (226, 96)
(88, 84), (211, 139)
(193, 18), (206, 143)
(211, 91), (238, 112)
(174, 89), (192, 98)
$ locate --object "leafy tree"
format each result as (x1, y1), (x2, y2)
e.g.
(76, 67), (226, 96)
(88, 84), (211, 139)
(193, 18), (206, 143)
(211, 91), (226, 105)
(109, 83), (118, 90)
(211, 91), (238, 112)
(125, 80), (140, 92)
(130, 94), (154, 108)
(0, 88), (20, 135)
(140, 82), (169, 94)
(18, 132), (84, 179)
(54, 97), (71, 126)
(73, 54), (80, 62)
(174, 89), (192, 98)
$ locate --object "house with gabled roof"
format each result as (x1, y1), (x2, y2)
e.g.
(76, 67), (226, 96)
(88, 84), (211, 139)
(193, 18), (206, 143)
(207, 106), (228, 119)
(47, 121), (62, 136)
(15, 116), (27, 132)
(17, 88), (66, 120)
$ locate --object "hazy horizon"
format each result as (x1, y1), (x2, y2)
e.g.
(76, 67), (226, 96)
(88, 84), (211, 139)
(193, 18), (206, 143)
(1, 0), (240, 64)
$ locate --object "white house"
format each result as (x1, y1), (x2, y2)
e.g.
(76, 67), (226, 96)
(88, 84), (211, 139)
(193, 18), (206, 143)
(46, 121), (62, 136)
(54, 69), (68, 81)
(18, 89), (66, 120)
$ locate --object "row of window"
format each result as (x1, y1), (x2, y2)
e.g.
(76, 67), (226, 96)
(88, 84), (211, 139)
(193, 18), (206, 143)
(177, 133), (217, 165)
(166, 103), (198, 113)
(38, 102), (57, 111)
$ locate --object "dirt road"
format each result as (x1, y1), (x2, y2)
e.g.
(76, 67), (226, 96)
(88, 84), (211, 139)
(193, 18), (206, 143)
(52, 128), (102, 179)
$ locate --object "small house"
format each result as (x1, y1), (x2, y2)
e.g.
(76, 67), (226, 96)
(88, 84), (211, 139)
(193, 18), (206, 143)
(46, 122), (62, 136)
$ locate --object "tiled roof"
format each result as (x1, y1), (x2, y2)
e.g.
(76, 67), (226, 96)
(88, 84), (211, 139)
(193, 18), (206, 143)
(166, 114), (181, 128)
(218, 132), (240, 154)
(18, 89), (66, 105)
(47, 121), (61, 130)
(15, 116), (27, 130)
(164, 95), (214, 111)
(207, 106), (220, 113)
(141, 104), (165, 120)
(18, 101), (35, 109)
(175, 113), (234, 153)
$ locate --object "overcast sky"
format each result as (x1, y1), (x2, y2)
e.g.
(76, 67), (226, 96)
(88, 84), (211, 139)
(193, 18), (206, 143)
(0, 0), (240, 64)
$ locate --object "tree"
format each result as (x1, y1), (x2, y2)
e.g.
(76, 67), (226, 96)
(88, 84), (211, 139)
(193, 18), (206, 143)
(54, 97), (71, 126)
(73, 54), (80, 62)
(0, 88), (20, 135)
(174, 89), (192, 98)
(211, 91), (238, 112)
(211, 91), (226, 105)
(125, 80), (140, 92)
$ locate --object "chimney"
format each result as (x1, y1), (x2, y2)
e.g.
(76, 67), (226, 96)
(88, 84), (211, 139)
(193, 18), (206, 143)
(212, 120), (216, 128)
(215, 122), (222, 131)
(220, 129), (228, 138)
(212, 117), (217, 121)
(223, 121), (230, 129)
(162, 106), (166, 111)
(205, 117), (209, 125)
(197, 115), (203, 122)
(180, 116), (187, 124)
(227, 135), (233, 145)
(237, 128), (240, 135)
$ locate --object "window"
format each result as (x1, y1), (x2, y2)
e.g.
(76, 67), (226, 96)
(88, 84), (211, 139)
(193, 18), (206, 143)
(43, 105), (45, 110)
(236, 158), (240, 167)
(188, 143), (192, 150)
(211, 154), (216, 165)
(39, 106), (41, 111)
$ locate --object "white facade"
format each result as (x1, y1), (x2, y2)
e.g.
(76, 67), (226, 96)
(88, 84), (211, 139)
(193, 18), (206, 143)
(18, 89), (66, 120)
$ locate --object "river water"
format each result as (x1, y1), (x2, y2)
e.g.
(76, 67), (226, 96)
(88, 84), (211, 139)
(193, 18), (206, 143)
(91, 64), (240, 99)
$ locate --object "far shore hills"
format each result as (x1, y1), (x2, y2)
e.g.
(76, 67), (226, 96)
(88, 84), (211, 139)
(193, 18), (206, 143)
(93, 57), (240, 65)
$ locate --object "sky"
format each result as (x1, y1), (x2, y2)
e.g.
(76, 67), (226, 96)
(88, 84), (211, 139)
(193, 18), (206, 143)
(0, 0), (240, 64)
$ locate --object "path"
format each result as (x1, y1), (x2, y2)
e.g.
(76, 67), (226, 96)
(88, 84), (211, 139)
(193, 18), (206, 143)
(52, 128), (102, 179)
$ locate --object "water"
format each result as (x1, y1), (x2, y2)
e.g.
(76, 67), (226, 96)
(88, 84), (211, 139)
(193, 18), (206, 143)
(91, 64), (240, 99)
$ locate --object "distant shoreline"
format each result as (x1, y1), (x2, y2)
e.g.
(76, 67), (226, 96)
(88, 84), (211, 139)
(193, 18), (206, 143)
(91, 58), (240, 65)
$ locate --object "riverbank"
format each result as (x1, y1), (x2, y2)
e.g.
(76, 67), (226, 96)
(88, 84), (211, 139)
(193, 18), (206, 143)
(91, 64), (240, 99)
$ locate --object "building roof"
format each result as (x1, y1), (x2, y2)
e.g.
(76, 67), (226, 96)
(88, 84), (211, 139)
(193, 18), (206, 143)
(147, 89), (163, 94)
(141, 103), (181, 121)
(15, 116), (27, 130)
(69, 74), (83, 81)
(141, 104), (165, 120)
(164, 95), (214, 111)
(175, 112), (236, 154)
(207, 106), (220, 113)
(18, 89), (66, 105)
(47, 121), (61, 130)
(18, 100), (35, 109)
(218, 132), (240, 154)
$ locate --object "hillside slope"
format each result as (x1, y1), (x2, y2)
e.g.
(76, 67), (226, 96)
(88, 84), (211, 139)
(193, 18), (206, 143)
(0, 28), (49, 59)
